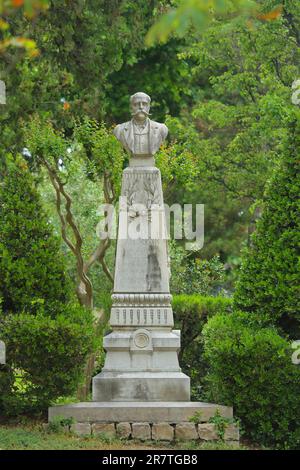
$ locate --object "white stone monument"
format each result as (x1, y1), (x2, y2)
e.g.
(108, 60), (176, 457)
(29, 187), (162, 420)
(0, 80), (6, 105)
(0, 340), (6, 365)
(49, 94), (236, 440)
(92, 92), (190, 401)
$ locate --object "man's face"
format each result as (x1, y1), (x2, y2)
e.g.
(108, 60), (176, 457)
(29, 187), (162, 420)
(131, 96), (150, 119)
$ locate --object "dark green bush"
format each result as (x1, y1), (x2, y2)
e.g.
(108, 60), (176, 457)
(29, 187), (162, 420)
(0, 155), (71, 315)
(203, 312), (300, 449)
(173, 294), (232, 398)
(234, 116), (300, 338)
(0, 305), (97, 415)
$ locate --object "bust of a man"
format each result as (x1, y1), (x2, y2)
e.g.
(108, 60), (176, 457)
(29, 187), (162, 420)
(113, 92), (168, 159)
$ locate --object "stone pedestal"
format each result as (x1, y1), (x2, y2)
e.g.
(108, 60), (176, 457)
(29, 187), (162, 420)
(48, 401), (239, 444)
(92, 163), (190, 402)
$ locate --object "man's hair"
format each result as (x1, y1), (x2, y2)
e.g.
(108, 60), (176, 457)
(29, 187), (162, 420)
(130, 92), (151, 105)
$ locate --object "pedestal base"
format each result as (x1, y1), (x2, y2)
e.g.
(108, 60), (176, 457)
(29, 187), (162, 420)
(48, 401), (233, 423)
(92, 371), (190, 401)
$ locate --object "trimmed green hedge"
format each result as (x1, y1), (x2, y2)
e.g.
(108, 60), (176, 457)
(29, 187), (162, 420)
(0, 305), (97, 415)
(203, 312), (300, 449)
(173, 295), (232, 398)
(234, 117), (300, 338)
(0, 155), (71, 316)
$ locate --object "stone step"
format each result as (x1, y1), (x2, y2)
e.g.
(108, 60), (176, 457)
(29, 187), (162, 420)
(48, 401), (233, 424)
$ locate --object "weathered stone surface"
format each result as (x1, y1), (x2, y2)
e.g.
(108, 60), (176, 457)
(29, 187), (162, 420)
(93, 371), (190, 402)
(49, 401), (233, 424)
(91, 92), (191, 404)
(116, 422), (132, 439)
(92, 423), (116, 438)
(152, 423), (174, 441)
(175, 423), (198, 441)
(70, 423), (91, 436)
(132, 422), (151, 441)
(224, 424), (239, 441)
(0, 340), (5, 364)
(198, 423), (218, 441)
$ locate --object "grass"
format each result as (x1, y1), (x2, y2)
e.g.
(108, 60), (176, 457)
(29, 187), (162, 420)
(0, 422), (247, 450)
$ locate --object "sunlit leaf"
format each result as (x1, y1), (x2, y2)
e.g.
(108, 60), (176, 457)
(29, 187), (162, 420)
(257, 5), (282, 21)
(0, 18), (9, 30)
(146, 0), (257, 46)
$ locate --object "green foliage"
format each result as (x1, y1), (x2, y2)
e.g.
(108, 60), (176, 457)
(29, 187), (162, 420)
(208, 409), (236, 441)
(74, 117), (125, 198)
(47, 415), (75, 433)
(172, 2), (299, 202)
(203, 312), (300, 449)
(0, 306), (97, 415)
(146, 0), (255, 45)
(106, 40), (192, 123)
(23, 116), (124, 304)
(188, 410), (203, 424)
(152, 0), (300, 264)
(169, 242), (225, 295)
(234, 114), (300, 338)
(0, 155), (70, 315)
(173, 294), (232, 397)
(0, 0), (171, 152)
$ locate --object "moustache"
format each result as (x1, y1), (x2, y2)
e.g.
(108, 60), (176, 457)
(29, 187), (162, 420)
(131, 110), (151, 116)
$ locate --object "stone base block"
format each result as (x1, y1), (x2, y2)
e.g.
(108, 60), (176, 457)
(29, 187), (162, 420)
(224, 424), (239, 441)
(92, 423), (116, 438)
(198, 423), (218, 441)
(92, 372), (190, 402)
(49, 401), (233, 424)
(116, 422), (132, 439)
(48, 402), (238, 444)
(152, 423), (174, 441)
(175, 423), (198, 440)
(70, 423), (91, 436)
(132, 422), (151, 441)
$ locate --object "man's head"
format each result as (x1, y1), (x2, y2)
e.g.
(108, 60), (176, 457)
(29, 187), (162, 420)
(130, 92), (151, 121)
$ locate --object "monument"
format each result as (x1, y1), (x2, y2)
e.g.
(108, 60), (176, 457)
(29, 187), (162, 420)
(49, 93), (237, 442)
(93, 92), (189, 402)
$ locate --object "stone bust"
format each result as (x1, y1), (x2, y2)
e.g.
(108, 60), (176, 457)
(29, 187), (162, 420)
(113, 92), (168, 159)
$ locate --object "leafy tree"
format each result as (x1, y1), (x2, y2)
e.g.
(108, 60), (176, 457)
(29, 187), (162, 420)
(146, 0), (256, 46)
(234, 112), (300, 339)
(23, 115), (125, 309)
(0, 154), (70, 315)
(0, 0), (173, 153)
(150, 0), (300, 267)
(0, 0), (49, 56)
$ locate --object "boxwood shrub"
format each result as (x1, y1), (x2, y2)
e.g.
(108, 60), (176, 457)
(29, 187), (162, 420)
(173, 295), (232, 398)
(0, 304), (97, 416)
(203, 312), (300, 449)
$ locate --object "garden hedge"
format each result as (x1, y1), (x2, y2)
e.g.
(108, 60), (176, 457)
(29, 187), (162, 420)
(203, 312), (300, 449)
(0, 305), (97, 415)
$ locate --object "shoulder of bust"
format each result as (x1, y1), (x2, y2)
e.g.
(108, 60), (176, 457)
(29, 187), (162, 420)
(151, 121), (168, 138)
(113, 121), (131, 137)
(150, 119), (167, 129)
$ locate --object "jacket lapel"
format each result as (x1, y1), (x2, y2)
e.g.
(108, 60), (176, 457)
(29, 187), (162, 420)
(149, 120), (159, 154)
(124, 121), (134, 152)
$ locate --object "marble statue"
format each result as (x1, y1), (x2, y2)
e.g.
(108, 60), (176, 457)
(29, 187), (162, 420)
(92, 92), (190, 402)
(113, 92), (168, 159)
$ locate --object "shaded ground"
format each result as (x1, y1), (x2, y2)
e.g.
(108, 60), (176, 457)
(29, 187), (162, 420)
(0, 424), (246, 450)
